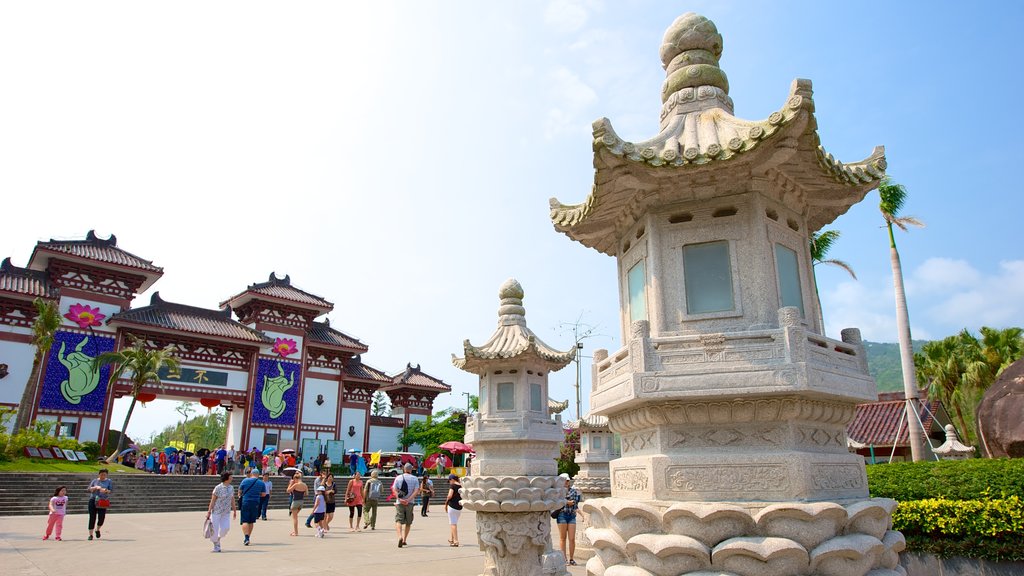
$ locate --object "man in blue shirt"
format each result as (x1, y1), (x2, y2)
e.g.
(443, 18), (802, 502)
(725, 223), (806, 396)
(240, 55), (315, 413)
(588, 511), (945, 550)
(215, 446), (228, 474)
(238, 468), (267, 546)
(348, 450), (358, 476)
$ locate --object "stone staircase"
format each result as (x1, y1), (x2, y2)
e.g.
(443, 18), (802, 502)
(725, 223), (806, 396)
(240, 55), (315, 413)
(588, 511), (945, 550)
(0, 473), (450, 516)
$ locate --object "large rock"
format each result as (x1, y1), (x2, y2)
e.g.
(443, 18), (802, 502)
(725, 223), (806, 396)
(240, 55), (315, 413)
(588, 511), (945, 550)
(977, 358), (1024, 458)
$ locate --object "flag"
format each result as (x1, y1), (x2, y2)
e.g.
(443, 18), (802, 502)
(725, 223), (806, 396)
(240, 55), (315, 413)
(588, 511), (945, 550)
(369, 450), (381, 465)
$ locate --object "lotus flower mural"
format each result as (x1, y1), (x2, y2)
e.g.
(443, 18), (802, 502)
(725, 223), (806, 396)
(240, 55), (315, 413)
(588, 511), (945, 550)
(64, 303), (105, 329)
(273, 337), (298, 357)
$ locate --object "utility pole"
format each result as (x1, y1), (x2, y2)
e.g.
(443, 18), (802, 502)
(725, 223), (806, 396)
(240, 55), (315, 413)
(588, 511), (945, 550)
(559, 313), (604, 421)
(462, 391), (471, 414)
(575, 342), (583, 420)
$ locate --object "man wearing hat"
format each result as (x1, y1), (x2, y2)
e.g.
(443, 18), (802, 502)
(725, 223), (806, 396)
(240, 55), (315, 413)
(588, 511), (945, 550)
(237, 468), (267, 546)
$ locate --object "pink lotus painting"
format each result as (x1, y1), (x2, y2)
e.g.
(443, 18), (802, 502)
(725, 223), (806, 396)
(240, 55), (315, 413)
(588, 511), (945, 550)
(64, 303), (105, 329)
(273, 337), (298, 357)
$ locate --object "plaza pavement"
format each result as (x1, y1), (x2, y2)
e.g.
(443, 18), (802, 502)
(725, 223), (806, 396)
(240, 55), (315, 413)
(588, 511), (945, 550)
(0, 508), (587, 576)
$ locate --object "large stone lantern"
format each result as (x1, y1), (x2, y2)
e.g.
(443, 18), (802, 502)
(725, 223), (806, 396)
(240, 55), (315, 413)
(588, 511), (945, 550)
(550, 13), (905, 576)
(453, 279), (576, 576)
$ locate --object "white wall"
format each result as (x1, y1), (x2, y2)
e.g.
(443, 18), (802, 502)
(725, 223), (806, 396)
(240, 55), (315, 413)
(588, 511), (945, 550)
(79, 417), (101, 443)
(340, 408), (366, 452)
(248, 427), (265, 451)
(227, 410), (245, 449)
(300, 377), (338, 427)
(57, 297), (120, 335)
(368, 425), (401, 453)
(0, 339), (33, 405)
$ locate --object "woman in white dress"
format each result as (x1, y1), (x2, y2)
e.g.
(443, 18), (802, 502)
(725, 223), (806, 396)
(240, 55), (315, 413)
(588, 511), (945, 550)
(206, 472), (236, 552)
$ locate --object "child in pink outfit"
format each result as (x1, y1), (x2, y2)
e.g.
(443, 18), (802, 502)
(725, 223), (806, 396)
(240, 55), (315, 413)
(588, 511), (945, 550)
(44, 486), (67, 540)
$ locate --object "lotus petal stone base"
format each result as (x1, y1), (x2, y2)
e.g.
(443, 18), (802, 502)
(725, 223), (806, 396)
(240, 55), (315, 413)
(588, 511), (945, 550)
(583, 497), (903, 576)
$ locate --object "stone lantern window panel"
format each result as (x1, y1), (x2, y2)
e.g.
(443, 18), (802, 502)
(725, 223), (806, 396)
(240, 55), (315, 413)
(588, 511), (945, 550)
(774, 243), (805, 317)
(530, 381), (543, 412)
(496, 381), (515, 411)
(627, 260), (648, 323)
(682, 240), (737, 316)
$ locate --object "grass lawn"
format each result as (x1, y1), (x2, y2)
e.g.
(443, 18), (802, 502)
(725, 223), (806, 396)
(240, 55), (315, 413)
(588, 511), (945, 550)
(0, 458), (143, 474)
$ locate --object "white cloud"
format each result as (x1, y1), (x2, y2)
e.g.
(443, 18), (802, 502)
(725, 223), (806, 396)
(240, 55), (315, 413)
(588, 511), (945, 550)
(543, 66), (598, 139)
(925, 260), (1024, 329)
(821, 259), (1024, 343)
(906, 257), (981, 296)
(544, 0), (601, 34)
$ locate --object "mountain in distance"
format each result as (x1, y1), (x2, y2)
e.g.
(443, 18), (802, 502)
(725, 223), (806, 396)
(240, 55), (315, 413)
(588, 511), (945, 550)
(862, 340), (929, 392)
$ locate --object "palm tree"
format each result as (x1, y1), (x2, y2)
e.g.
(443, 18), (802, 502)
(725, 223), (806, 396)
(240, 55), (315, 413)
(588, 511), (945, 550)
(93, 335), (180, 460)
(916, 333), (974, 445)
(810, 229), (857, 331)
(879, 179), (926, 461)
(14, 298), (62, 431)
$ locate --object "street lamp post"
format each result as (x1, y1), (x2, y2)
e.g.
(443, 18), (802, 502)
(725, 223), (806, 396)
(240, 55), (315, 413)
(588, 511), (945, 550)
(462, 391), (471, 414)
(575, 342), (584, 420)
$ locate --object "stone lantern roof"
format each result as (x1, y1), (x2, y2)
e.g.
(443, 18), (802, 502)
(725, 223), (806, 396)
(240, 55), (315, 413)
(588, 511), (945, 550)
(452, 278), (575, 375)
(549, 12), (887, 256)
(932, 424), (975, 459)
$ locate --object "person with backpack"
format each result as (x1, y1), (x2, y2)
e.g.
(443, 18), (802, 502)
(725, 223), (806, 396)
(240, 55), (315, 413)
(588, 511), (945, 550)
(362, 469), (383, 530)
(392, 462), (420, 548)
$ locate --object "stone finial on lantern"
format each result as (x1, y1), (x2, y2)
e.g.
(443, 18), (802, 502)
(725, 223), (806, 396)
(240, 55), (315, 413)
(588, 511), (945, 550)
(932, 424), (975, 460)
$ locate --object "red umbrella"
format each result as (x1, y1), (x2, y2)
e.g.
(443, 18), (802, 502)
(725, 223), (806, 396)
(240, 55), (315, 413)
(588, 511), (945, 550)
(424, 453), (452, 468)
(438, 441), (474, 453)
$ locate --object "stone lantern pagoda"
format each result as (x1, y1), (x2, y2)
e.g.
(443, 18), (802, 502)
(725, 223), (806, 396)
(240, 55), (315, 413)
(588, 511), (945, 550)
(550, 13), (905, 576)
(931, 424), (975, 460)
(453, 278), (575, 576)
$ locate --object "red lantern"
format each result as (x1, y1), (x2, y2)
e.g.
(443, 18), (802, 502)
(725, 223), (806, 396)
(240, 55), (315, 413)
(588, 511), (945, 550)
(200, 398), (220, 413)
(136, 392), (157, 405)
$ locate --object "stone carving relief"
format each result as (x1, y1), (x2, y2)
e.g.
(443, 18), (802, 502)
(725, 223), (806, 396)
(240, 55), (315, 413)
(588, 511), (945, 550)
(608, 397), (856, 434)
(671, 426), (786, 448)
(476, 512), (566, 576)
(620, 431), (656, 453)
(613, 469), (650, 492)
(666, 465), (789, 494)
(810, 465), (868, 492)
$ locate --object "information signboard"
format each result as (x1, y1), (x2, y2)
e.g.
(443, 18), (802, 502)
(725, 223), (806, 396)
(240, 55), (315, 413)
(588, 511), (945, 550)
(325, 440), (345, 465)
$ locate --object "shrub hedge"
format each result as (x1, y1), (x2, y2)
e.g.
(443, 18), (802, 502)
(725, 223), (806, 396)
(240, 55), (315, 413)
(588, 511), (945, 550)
(867, 458), (1024, 500)
(893, 497), (1024, 561)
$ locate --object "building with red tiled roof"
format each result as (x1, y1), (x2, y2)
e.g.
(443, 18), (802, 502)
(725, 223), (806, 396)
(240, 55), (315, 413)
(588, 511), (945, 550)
(845, 391), (954, 463)
(0, 232), (449, 456)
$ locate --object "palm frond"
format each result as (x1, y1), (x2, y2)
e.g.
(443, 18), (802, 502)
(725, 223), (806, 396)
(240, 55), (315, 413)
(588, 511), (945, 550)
(816, 258), (857, 280)
(878, 179), (908, 219)
(810, 230), (841, 262)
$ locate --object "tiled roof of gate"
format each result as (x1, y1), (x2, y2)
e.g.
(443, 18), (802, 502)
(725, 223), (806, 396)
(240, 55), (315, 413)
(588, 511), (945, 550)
(221, 273), (333, 311)
(344, 357), (391, 383)
(385, 363), (451, 392)
(31, 230), (162, 273)
(0, 258), (58, 299)
(307, 320), (368, 353)
(846, 397), (943, 447)
(110, 292), (269, 343)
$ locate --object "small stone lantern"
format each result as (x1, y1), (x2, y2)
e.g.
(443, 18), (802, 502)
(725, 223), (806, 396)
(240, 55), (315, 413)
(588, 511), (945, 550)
(569, 414), (618, 562)
(932, 424), (975, 460)
(453, 279), (576, 576)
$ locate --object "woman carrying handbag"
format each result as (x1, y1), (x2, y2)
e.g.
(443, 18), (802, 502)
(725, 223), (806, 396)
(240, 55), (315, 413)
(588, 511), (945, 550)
(345, 471), (364, 532)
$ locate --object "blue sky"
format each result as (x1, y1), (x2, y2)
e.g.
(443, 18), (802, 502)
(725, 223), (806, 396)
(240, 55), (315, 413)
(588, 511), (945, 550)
(2, 1), (1021, 439)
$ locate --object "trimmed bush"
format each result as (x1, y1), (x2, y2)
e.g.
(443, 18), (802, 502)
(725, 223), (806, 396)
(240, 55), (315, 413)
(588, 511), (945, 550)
(893, 497), (1024, 561)
(867, 458), (1024, 500)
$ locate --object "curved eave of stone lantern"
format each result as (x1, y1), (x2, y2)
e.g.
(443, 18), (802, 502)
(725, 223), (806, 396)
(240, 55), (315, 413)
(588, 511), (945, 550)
(566, 414), (610, 433)
(452, 333), (576, 376)
(552, 79), (888, 254)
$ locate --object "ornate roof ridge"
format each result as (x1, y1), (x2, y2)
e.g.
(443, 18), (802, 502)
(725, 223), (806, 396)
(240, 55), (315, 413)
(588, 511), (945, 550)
(32, 229), (162, 273)
(308, 319), (369, 353)
(384, 362), (451, 392)
(110, 292), (269, 343)
(0, 257), (58, 299)
(220, 272), (333, 311)
(567, 414), (610, 429)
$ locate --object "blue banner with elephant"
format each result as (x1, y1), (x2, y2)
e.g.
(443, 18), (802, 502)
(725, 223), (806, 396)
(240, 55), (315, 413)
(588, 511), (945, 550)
(39, 331), (116, 413)
(251, 358), (301, 426)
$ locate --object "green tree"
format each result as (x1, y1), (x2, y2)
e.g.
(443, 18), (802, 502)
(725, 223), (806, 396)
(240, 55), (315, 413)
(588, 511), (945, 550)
(174, 402), (196, 449)
(94, 335), (180, 460)
(14, 298), (62, 432)
(879, 179), (926, 461)
(810, 229), (856, 330)
(396, 410), (466, 455)
(371, 390), (391, 416)
(917, 327), (1024, 446)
